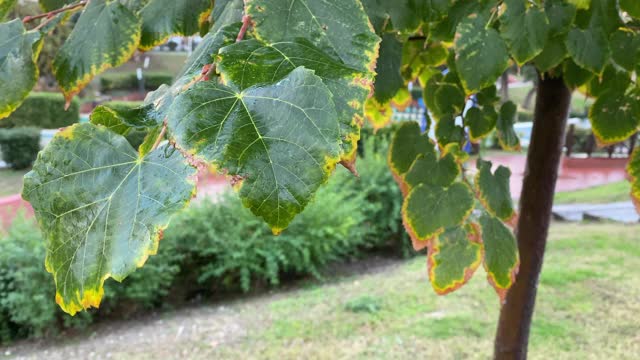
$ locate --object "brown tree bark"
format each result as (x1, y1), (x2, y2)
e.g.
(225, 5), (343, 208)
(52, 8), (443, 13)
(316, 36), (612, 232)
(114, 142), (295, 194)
(493, 74), (571, 359)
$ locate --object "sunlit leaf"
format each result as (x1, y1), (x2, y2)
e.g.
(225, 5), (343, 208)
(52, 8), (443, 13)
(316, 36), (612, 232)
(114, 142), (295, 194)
(52, 0), (141, 104)
(0, 0), (16, 20)
(374, 33), (404, 104)
(0, 20), (42, 120)
(480, 213), (519, 302)
(365, 97), (393, 131)
(22, 123), (197, 315)
(167, 67), (341, 232)
(628, 147), (640, 213)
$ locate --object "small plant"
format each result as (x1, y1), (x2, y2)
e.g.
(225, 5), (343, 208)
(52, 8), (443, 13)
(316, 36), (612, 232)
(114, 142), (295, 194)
(345, 295), (383, 314)
(0, 127), (40, 169)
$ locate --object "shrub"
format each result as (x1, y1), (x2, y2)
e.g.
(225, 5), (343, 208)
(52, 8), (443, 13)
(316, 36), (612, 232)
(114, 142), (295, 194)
(0, 128), (40, 169)
(165, 173), (369, 293)
(99, 72), (173, 92)
(0, 93), (79, 129)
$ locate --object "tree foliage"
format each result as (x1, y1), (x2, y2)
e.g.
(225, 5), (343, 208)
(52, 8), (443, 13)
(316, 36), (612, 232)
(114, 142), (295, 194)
(0, 0), (638, 315)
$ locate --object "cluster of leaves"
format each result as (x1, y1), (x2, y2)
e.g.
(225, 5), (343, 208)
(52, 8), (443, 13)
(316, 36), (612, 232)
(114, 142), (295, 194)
(2, 0), (640, 315)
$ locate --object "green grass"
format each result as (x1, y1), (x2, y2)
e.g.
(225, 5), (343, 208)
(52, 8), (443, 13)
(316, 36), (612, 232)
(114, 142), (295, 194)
(206, 223), (640, 359)
(554, 181), (631, 205)
(0, 168), (27, 197)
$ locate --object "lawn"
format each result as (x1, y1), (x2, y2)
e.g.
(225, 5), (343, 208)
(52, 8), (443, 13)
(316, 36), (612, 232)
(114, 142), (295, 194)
(13, 223), (635, 359)
(0, 168), (27, 197)
(554, 181), (631, 205)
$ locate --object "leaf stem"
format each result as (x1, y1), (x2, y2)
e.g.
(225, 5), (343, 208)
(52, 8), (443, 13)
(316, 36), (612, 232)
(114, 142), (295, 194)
(23, 1), (87, 24)
(152, 122), (168, 151)
(236, 15), (252, 42)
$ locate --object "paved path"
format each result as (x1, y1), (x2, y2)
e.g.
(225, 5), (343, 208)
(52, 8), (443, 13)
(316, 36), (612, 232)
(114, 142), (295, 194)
(552, 202), (639, 223)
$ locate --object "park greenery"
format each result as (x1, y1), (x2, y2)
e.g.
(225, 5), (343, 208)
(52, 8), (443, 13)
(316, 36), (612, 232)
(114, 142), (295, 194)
(0, 0), (639, 358)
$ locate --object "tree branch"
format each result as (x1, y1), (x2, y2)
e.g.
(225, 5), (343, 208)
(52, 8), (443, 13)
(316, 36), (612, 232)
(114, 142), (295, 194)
(236, 15), (252, 42)
(151, 122), (168, 151)
(23, 1), (87, 24)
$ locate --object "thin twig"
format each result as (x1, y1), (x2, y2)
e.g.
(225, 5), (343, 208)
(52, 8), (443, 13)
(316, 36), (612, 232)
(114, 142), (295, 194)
(151, 122), (168, 151)
(236, 15), (252, 42)
(23, 1), (87, 24)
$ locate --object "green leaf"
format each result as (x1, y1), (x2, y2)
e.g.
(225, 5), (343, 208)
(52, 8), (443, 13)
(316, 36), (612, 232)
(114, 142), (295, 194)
(404, 150), (460, 191)
(388, 121), (433, 193)
(562, 58), (594, 88)
(466, 106), (497, 142)
(621, 0), (640, 19)
(568, 0), (589, 10)
(138, 0), (212, 50)
(22, 123), (197, 315)
(0, 20), (42, 120)
(167, 67), (341, 233)
(499, 0), (550, 65)
(565, 27), (610, 75)
(402, 182), (474, 242)
(496, 101), (521, 151)
(374, 33), (404, 104)
(362, 0), (428, 33)
(609, 29), (640, 72)
(0, 0), (16, 20)
(545, 0), (576, 36)
(246, 0), (380, 74)
(589, 88), (640, 145)
(628, 147), (640, 213)
(218, 38), (370, 164)
(427, 223), (483, 295)
(435, 114), (465, 147)
(52, 0), (141, 103)
(38, 0), (73, 11)
(431, 0), (485, 43)
(365, 97), (393, 131)
(211, 0), (243, 31)
(480, 213), (519, 301)
(90, 103), (158, 136)
(586, 65), (631, 98)
(533, 35), (568, 73)
(434, 83), (465, 117)
(176, 22), (240, 81)
(475, 159), (516, 222)
(455, 14), (509, 93)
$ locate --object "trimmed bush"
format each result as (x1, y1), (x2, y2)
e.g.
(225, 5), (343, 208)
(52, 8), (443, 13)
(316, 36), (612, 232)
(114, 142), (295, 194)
(0, 93), (79, 129)
(0, 128), (40, 170)
(100, 72), (173, 92)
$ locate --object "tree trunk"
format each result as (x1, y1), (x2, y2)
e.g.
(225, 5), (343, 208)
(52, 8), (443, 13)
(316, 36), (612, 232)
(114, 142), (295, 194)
(493, 74), (571, 359)
(500, 72), (510, 101)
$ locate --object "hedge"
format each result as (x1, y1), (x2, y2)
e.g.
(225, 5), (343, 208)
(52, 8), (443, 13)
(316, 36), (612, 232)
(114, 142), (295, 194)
(0, 134), (408, 342)
(99, 72), (173, 92)
(0, 128), (40, 170)
(0, 93), (79, 129)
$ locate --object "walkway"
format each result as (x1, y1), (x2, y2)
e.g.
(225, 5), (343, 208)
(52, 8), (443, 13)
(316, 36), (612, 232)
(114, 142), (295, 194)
(552, 202), (639, 223)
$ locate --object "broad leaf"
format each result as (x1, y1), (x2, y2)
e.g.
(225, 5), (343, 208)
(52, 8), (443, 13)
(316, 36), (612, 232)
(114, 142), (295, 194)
(589, 89), (640, 146)
(545, 0), (576, 36)
(388, 121), (433, 194)
(565, 27), (610, 75)
(435, 114), (465, 147)
(167, 67), (341, 232)
(533, 36), (568, 73)
(609, 29), (640, 72)
(374, 33), (404, 104)
(402, 182), (474, 242)
(52, 0), (141, 104)
(210, 0), (243, 31)
(362, 0), (428, 33)
(480, 213), (519, 302)
(246, 0), (380, 74)
(496, 101), (521, 151)
(455, 14), (509, 93)
(90, 103), (158, 135)
(562, 58), (594, 88)
(586, 65), (631, 98)
(22, 124), (197, 315)
(500, 0), (550, 65)
(138, 0), (212, 50)
(427, 224), (483, 295)
(404, 150), (460, 191)
(466, 106), (497, 142)
(628, 147), (640, 213)
(0, 20), (42, 120)
(38, 0), (73, 11)
(217, 38), (370, 164)
(475, 159), (516, 222)
(0, 0), (16, 20)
